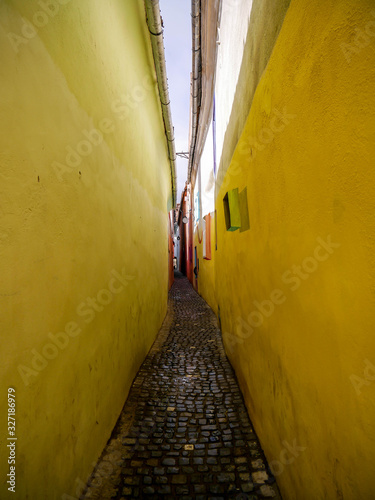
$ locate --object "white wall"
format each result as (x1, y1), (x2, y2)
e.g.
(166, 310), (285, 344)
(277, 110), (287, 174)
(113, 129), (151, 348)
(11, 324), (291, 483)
(215, 0), (253, 171)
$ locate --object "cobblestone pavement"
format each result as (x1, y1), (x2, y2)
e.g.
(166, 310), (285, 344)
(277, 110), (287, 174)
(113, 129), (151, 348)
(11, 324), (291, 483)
(83, 272), (281, 500)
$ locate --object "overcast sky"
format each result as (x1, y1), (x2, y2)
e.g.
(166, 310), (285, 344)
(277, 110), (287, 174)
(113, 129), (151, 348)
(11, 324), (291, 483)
(159, 0), (191, 204)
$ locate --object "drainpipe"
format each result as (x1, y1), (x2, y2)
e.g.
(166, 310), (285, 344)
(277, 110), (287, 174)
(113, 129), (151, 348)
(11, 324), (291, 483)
(144, 0), (177, 208)
(188, 0), (202, 183)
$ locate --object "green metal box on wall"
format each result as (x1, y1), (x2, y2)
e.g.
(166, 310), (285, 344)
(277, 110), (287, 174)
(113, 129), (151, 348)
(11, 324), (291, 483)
(223, 188), (241, 231)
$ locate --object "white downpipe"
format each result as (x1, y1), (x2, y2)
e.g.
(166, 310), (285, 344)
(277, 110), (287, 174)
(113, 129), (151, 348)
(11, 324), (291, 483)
(144, 0), (177, 207)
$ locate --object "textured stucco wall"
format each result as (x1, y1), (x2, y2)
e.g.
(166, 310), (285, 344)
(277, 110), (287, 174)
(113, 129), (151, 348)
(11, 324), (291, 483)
(215, 0), (291, 191)
(193, 211), (217, 315)
(216, 0), (375, 498)
(0, 1), (171, 498)
(195, 0), (291, 317)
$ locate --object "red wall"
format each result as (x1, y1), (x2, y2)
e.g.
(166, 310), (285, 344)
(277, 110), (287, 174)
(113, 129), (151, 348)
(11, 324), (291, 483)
(178, 185), (193, 284)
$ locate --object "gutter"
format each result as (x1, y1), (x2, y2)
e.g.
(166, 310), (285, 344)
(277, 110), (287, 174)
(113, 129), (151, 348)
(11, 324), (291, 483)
(144, 0), (177, 208)
(188, 0), (202, 183)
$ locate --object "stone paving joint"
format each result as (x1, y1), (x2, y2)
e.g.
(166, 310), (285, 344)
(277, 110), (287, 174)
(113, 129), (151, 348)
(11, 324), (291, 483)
(83, 272), (282, 500)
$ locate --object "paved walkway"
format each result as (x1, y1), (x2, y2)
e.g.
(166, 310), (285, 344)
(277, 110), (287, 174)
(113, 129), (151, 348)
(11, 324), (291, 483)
(83, 272), (281, 500)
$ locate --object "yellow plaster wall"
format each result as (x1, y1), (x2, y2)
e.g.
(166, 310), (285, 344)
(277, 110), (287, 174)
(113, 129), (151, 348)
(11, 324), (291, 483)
(215, 0), (375, 498)
(196, 0), (291, 319)
(215, 0), (291, 190)
(0, 1), (172, 498)
(194, 212), (217, 315)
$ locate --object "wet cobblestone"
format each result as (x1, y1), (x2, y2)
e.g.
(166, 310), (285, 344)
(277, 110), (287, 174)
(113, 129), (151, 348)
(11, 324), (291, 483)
(83, 272), (281, 499)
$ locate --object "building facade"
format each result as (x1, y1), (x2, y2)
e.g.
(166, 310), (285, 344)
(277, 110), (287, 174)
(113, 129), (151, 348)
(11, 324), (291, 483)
(0, 1), (175, 498)
(187, 0), (375, 499)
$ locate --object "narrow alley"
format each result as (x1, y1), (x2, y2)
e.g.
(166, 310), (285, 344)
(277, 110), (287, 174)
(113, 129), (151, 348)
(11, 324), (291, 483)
(1, 0), (375, 499)
(83, 273), (280, 500)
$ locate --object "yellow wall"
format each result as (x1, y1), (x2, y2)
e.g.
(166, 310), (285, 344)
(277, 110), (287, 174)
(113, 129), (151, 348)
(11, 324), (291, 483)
(196, 0), (291, 319)
(0, 1), (172, 498)
(214, 0), (375, 498)
(215, 0), (291, 191)
(193, 212), (217, 314)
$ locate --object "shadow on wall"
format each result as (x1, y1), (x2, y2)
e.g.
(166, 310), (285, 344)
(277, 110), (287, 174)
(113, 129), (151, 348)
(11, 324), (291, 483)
(215, 0), (291, 192)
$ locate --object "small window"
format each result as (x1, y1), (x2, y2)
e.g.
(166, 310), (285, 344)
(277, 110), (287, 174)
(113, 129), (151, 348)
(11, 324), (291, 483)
(203, 213), (212, 260)
(223, 188), (241, 231)
(223, 187), (250, 232)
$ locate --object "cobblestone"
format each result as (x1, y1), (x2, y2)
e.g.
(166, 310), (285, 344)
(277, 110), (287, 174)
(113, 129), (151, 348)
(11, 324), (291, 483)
(83, 272), (281, 499)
